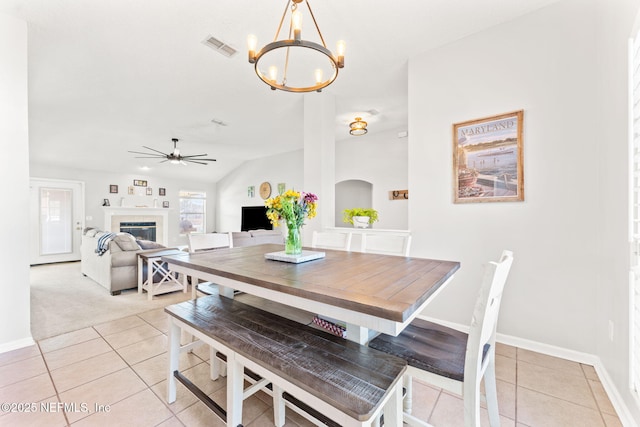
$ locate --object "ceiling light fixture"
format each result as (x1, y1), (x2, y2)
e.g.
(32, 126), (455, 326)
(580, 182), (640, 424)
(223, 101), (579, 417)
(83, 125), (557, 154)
(247, 0), (345, 93)
(349, 117), (368, 136)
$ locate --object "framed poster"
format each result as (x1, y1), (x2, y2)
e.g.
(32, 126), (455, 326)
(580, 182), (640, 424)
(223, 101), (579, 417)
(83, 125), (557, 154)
(109, 184), (118, 194)
(453, 110), (524, 203)
(146, 187), (152, 196)
(159, 188), (166, 196)
(133, 179), (147, 187)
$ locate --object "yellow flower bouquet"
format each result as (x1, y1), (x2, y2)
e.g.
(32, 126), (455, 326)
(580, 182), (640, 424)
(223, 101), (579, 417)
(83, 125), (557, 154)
(265, 189), (318, 254)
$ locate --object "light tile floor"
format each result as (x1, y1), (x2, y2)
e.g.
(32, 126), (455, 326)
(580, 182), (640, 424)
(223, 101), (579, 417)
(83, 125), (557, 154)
(0, 295), (624, 426)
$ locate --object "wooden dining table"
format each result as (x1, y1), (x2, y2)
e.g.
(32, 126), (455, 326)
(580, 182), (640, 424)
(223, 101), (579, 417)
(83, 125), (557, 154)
(162, 244), (460, 344)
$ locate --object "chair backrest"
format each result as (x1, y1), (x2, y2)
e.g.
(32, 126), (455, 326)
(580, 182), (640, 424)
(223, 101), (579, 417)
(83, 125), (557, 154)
(360, 232), (412, 257)
(188, 232), (233, 253)
(311, 230), (352, 251)
(464, 250), (514, 387)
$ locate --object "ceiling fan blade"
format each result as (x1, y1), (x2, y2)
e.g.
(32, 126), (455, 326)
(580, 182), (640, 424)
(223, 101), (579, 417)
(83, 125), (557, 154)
(128, 150), (165, 157)
(181, 153), (209, 158)
(134, 156), (167, 159)
(181, 155), (216, 161)
(184, 159), (209, 165)
(142, 145), (170, 156)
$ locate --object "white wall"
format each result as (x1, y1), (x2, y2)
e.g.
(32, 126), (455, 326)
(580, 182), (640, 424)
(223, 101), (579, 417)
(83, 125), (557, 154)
(336, 127), (409, 230)
(215, 150), (305, 233)
(30, 163), (217, 247)
(408, 0), (640, 422)
(410, 0), (599, 352)
(0, 14), (32, 351)
(215, 126), (409, 235)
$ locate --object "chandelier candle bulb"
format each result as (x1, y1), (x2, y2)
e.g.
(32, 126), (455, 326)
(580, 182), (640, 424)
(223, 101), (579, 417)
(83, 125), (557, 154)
(336, 40), (346, 68)
(315, 69), (323, 84)
(268, 66), (278, 90)
(292, 9), (303, 40)
(247, 34), (257, 63)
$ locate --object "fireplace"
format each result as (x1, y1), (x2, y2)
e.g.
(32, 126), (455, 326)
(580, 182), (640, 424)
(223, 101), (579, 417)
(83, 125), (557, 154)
(103, 207), (169, 246)
(120, 221), (157, 241)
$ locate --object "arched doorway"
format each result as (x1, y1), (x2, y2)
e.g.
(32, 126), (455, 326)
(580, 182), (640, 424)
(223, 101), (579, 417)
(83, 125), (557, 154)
(335, 180), (372, 227)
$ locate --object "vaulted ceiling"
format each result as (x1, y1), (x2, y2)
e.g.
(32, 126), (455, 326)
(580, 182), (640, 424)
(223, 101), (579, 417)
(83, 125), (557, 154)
(1, 0), (559, 182)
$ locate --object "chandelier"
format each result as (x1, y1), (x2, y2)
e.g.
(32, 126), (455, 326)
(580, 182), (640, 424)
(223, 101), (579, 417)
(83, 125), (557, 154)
(247, 0), (345, 93)
(349, 117), (368, 136)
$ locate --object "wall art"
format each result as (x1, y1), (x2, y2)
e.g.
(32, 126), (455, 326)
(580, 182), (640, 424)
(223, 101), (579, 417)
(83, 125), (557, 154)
(453, 110), (524, 203)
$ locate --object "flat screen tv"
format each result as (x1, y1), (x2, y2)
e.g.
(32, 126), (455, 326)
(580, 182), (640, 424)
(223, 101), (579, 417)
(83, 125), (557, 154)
(241, 206), (273, 231)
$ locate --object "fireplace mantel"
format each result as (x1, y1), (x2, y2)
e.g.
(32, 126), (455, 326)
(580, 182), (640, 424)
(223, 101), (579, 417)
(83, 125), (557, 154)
(103, 207), (169, 246)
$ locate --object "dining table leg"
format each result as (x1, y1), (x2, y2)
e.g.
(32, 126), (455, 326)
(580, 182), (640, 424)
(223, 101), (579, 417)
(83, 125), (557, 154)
(345, 323), (369, 345)
(218, 284), (235, 299)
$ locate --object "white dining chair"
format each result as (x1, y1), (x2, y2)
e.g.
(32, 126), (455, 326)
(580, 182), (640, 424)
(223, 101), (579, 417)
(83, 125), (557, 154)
(187, 232), (233, 253)
(187, 232), (233, 299)
(369, 250), (514, 427)
(360, 232), (412, 256)
(311, 230), (353, 251)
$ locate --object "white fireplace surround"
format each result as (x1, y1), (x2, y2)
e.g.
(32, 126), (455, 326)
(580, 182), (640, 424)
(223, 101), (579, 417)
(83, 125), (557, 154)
(103, 207), (169, 246)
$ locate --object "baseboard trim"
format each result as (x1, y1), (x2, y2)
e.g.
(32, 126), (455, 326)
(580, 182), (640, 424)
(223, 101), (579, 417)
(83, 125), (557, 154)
(417, 315), (636, 426)
(0, 336), (36, 354)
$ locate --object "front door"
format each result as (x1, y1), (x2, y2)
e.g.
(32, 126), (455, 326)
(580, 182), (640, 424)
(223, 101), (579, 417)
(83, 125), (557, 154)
(29, 178), (84, 265)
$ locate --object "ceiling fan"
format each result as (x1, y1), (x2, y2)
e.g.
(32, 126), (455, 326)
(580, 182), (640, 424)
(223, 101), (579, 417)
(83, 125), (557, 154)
(129, 138), (216, 165)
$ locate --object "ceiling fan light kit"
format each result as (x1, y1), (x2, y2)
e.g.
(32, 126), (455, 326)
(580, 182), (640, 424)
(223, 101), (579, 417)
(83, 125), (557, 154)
(247, 0), (345, 93)
(128, 138), (216, 166)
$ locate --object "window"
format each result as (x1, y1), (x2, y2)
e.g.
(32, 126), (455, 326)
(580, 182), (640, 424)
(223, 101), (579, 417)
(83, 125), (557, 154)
(179, 190), (206, 234)
(630, 30), (640, 403)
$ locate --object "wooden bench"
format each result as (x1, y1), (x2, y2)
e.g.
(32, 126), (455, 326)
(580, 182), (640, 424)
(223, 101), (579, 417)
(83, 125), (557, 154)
(165, 294), (407, 427)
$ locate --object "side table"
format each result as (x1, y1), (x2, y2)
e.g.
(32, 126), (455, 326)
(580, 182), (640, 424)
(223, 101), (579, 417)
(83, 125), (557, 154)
(138, 249), (188, 300)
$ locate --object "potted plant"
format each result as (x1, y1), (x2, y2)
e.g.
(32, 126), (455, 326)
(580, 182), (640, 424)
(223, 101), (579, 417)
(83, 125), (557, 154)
(343, 208), (379, 228)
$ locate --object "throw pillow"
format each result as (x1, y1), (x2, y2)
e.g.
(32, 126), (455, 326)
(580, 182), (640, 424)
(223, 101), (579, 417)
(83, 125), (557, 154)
(85, 228), (99, 237)
(136, 239), (166, 250)
(113, 233), (141, 251)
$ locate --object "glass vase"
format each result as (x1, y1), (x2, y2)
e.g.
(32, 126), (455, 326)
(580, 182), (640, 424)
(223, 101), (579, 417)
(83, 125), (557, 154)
(285, 225), (302, 255)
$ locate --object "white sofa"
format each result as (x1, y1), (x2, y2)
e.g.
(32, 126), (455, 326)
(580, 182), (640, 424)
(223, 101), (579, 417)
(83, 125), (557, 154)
(81, 229), (170, 295)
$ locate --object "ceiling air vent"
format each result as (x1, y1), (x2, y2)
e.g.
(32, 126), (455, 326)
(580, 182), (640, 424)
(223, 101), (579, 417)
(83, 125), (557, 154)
(203, 35), (238, 58)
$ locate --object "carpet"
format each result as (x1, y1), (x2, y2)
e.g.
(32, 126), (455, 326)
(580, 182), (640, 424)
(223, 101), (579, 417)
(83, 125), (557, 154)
(30, 261), (191, 341)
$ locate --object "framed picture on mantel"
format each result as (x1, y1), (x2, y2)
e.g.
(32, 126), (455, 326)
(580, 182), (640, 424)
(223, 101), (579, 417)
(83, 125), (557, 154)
(453, 110), (524, 204)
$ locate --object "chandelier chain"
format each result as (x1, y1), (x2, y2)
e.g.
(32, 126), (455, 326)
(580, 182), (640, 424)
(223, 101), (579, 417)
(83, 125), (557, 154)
(273, 0), (291, 43)
(304, 0), (327, 49)
(282, 5), (296, 86)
